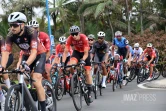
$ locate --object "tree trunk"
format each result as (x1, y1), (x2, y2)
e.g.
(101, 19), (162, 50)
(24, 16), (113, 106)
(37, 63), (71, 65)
(140, 0), (144, 35)
(52, 13), (57, 37)
(107, 15), (114, 41)
(78, 0), (85, 33)
(125, 0), (131, 37)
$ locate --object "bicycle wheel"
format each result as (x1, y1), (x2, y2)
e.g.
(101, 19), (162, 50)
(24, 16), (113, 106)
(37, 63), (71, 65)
(98, 72), (102, 96)
(153, 67), (160, 80)
(71, 74), (82, 111)
(42, 80), (57, 111)
(128, 68), (136, 82)
(93, 74), (99, 99)
(55, 75), (65, 101)
(5, 84), (21, 111)
(1, 85), (8, 96)
(162, 64), (166, 78)
(137, 68), (145, 84)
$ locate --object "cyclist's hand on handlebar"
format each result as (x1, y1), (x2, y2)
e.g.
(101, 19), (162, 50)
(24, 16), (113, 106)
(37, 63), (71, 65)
(80, 59), (86, 66)
(20, 61), (30, 72)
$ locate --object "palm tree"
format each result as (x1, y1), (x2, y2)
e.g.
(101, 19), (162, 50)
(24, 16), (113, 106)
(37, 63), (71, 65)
(78, 0), (124, 40)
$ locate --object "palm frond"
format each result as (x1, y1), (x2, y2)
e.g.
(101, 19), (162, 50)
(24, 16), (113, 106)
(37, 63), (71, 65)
(83, 5), (97, 17)
(94, 2), (107, 18)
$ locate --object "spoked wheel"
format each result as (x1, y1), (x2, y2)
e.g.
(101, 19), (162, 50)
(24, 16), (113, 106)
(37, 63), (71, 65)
(5, 85), (21, 111)
(42, 80), (57, 111)
(55, 76), (65, 101)
(153, 67), (160, 80)
(71, 74), (82, 111)
(93, 74), (98, 99)
(98, 73), (102, 96)
(137, 68), (145, 84)
(162, 64), (166, 78)
(128, 68), (136, 82)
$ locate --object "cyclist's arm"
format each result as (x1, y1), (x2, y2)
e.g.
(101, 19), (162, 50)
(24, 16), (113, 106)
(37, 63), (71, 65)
(17, 56), (22, 69)
(82, 48), (88, 61)
(90, 43), (95, 60)
(44, 34), (51, 61)
(104, 43), (109, 63)
(62, 48), (68, 63)
(125, 46), (130, 59)
(1, 36), (11, 68)
(149, 56), (155, 64)
(111, 45), (115, 57)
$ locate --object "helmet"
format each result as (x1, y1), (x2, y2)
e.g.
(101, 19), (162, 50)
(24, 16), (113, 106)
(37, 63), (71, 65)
(147, 43), (152, 47)
(97, 31), (105, 37)
(31, 20), (39, 27)
(69, 25), (80, 33)
(115, 31), (122, 37)
(134, 43), (139, 48)
(88, 34), (95, 39)
(27, 21), (32, 27)
(59, 36), (66, 43)
(8, 12), (27, 23)
(125, 40), (129, 45)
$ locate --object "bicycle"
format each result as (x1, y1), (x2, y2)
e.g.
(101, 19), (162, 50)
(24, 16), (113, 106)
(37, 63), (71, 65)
(55, 65), (72, 101)
(112, 59), (124, 91)
(68, 63), (91, 111)
(91, 62), (103, 99)
(137, 61), (160, 84)
(4, 69), (57, 111)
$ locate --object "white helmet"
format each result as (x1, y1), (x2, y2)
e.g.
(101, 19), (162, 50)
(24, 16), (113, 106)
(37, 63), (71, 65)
(69, 25), (80, 33)
(27, 21), (32, 27)
(147, 43), (152, 48)
(115, 31), (122, 37)
(97, 31), (105, 37)
(134, 43), (139, 48)
(125, 40), (129, 45)
(31, 20), (39, 27)
(8, 12), (27, 23)
(59, 36), (66, 43)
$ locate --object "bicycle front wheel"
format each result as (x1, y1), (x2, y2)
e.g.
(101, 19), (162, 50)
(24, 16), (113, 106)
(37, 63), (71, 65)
(71, 74), (82, 111)
(42, 80), (57, 111)
(5, 84), (22, 111)
(153, 67), (160, 80)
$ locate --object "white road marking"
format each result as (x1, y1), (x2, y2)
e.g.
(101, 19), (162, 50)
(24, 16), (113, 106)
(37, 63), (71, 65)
(137, 82), (166, 90)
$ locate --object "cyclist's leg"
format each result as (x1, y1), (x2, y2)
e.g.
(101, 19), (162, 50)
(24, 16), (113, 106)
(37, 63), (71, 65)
(84, 53), (93, 103)
(149, 57), (155, 79)
(93, 54), (99, 75)
(101, 55), (107, 88)
(32, 53), (46, 111)
(44, 63), (52, 82)
(3, 53), (13, 88)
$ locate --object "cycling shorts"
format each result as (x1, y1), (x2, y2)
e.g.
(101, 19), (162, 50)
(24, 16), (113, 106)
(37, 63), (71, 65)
(117, 47), (127, 59)
(146, 55), (155, 64)
(94, 53), (106, 63)
(71, 50), (91, 66)
(22, 53), (46, 74)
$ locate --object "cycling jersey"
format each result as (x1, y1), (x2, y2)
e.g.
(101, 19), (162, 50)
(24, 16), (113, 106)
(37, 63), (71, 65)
(143, 49), (156, 58)
(92, 40), (109, 62)
(133, 47), (143, 56)
(112, 37), (128, 58)
(129, 45), (134, 56)
(5, 26), (46, 55)
(56, 44), (73, 57)
(66, 34), (89, 52)
(38, 32), (50, 52)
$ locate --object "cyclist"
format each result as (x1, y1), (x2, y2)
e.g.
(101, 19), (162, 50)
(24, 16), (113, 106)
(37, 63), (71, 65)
(62, 25), (93, 103)
(138, 43), (156, 81)
(52, 36), (73, 67)
(133, 43), (143, 60)
(27, 20), (51, 81)
(111, 31), (130, 85)
(91, 31), (109, 88)
(1, 12), (47, 111)
(87, 34), (95, 53)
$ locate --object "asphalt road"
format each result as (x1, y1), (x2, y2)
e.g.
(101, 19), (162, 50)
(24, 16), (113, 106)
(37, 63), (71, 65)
(57, 79), (166, 111)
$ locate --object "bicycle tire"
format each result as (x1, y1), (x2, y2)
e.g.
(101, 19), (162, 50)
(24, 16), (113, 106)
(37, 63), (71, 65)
(5, 84), (21, 111)
(137, 68), (145, 84)
(42, 80), (57, 111)
(71, 74), (82, 111)
(1, 85), (8, 96)
(128, 68), (135, 82)
(112, 77), (116, 92)
(98, 72), (102, 96)
(162, 64), (166, 78)
(55, 75), (65, 101)
(153, 67), (160, 80)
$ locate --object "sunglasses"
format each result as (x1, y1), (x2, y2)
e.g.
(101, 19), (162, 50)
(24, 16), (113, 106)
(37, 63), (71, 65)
(98, 37), (103, 40)
(71, 33), (78, 36)
(9, 23), (22, 28)
(88, 39), (94, 41)
(60, 42), (65, 45)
